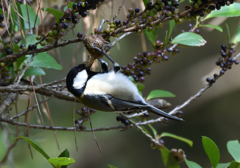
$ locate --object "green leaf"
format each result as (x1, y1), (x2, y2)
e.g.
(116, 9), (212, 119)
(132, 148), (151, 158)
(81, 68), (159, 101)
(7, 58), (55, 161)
(20, 4), (40, 29)
(23, 67), (45, 78)
(179, 0), (186, 3)
(234, 26), (240, 44)
(164, 30), (169, 45)
(136, 83), (145, 93)
(0, 8), (3, 15)
(48, 157), (75, 167)
(161, 146), (180, 168)
(227, 140), (240, 162)
(229, 161), (240, 168)
(108, 165), (117, 168)
(168, 20), (175, 40)
(160, 132), (193, 147)
(204, 2), (240, 20)
(144, 28), (158, 46)
(16, 2), (26, 39)
(14, 136), (50, 160)
(202, 136), (220, 168)
(41, 7), (64, 23)
(19, 34), (38, 48)
(185, 158), (202, 168)
(30, 53), (62, 70)
(148, 124), (158, 138)
(171, 32), (206, 47)
(58, 149), (70, 158)
(16, 56), (25, 71)
(199, 24), (223, 32)
(216, 163), (231, 168)
(58, 149), (70, 168)
(142, 0), (151, 6)
(226, 24), (231, 43)
(146, 90), (175, 100)
(10, 4), (19, 34)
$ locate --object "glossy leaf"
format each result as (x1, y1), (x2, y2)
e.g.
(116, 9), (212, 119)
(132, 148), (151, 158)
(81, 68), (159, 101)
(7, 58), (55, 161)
(169, 20), (175, 40)
(136, 83), (145, 93)
(146, 90), (175, 100)
(23, 67), (45, 78)
(15, 136), (50, 159)
(185, 158), (202, 168)
(30, 53), (62, 70)
(199, 24), (223, 32)
(227, 140), (240, 162)
(234, 26), (240, 44)
(161, 146), (180, 168)
(216, 163), (231, 168)
(229, 161), (240, 168)
(58, 149), (70, 158)
(172, 32), (206, 46)
(148, 124), (157, 138)
(42, 7), (64, 23)
(205, 3), (240, 20)
(226, 24), (231, 43)
(48, 157), (75, 167)
(144, 28), (158, 46)
(20, 4), (40, 29)
(202, 136), (220, 168)
(160, 132), (193, 147)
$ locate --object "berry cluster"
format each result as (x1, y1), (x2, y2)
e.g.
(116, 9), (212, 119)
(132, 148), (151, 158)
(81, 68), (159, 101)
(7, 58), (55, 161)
(74, 107), (96, 130)
(0, 68), (12, 84)
(116, 115), (130, 126)
(76, 107), (96, 117)
(121, 40), (177, 83)
(190, 0), (235, 17)
(206, 44), (238, 84)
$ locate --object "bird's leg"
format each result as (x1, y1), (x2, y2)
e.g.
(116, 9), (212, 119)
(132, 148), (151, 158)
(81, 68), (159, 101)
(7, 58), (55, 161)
(91, 43), (120, 72)
(98, 58), (109, 73)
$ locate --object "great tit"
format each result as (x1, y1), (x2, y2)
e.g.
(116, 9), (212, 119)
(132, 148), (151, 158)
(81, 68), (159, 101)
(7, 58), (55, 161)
(66, 59), (183, 121)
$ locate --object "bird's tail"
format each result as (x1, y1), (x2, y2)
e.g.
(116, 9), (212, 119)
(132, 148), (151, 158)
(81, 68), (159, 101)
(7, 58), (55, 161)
(147, 105), (183, 121)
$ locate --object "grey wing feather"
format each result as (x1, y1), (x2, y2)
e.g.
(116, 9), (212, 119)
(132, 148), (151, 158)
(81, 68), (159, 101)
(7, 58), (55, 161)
(103, 95), (183, 121)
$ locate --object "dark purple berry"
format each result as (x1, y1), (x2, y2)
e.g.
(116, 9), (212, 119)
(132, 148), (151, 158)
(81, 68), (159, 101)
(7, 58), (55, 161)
(206, 77), (211, 82)
(62, 22), (68, 29)
(116, 116), (123, 121)
(177, 111), (183, 117)
(0, 15), (4, 21)
(81, 11), (87, 17)
(115, 20), (121, 26)
(77, 32), (83, 38)
(73, 3), (78, 9)
(72, 18), (77, 24)
(234, 60), (239, 64)
(139, 77), (145, 82)
(5, 48), (13, 55)
(20, 44), (25, 49)
(221, 44), (227, 51)
(32, 44), (37, 50)
(144, 112), (150, 117)
(135, 8), (140, 13)
(28, 44), (33, 50)
(220, 70), (225, 74)
(213, 73), (218, 78)
(221, 52), (226, 58)
(210, 78), (216, 83)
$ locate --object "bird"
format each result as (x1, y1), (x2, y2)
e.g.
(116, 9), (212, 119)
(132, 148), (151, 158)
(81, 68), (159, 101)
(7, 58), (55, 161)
(66, 58), (183, 121)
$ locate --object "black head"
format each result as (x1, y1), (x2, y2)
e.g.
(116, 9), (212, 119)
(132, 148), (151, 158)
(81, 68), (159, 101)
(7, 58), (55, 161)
(66, 64), (98, 97)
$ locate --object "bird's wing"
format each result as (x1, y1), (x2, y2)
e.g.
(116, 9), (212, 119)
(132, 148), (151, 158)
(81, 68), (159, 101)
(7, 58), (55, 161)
(99, 94), (148, 111)
(100, 94), (183, 121)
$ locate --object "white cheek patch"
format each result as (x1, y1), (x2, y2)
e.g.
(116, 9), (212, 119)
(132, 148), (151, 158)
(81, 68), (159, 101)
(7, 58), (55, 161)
(73, 70), (88, 89)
